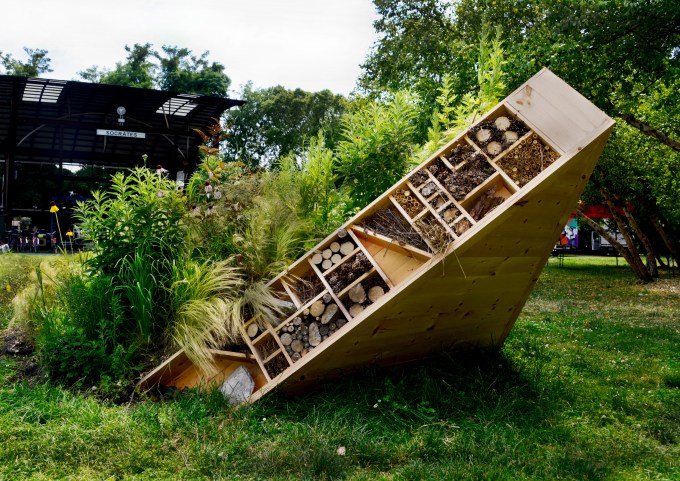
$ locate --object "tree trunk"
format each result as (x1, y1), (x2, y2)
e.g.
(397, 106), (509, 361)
(575, 209), (652, 282)
(602, 195), (653, 282)
(621, 205), (658, 278)
(650, 213), (680, 267)
(618, 113), (680, 153)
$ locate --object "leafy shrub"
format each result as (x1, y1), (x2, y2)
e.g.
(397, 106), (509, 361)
(36, 271), (132, 384)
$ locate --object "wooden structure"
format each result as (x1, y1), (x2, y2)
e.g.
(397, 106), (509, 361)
(139, 69), (615, 402)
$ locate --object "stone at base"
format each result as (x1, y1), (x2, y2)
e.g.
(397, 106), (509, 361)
(220, 366), (255, 406)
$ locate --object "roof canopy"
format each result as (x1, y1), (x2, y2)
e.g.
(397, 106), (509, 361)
(0, 75), (243, 227)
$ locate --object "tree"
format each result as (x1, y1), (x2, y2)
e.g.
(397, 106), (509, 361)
(224, 84), (347, 167)
(0, 47), (52, 77)
(79, 43), (155, 89)
(358, 0), (478, 141)
(155, 45), (230, 96)
(336, 91), (419, 210)
(77, 43), (231, 96)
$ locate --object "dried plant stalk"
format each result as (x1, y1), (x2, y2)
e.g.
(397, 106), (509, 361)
(360, 207), (430, 252)
(288, 272), (324, 305)
(416, 215), (452, 254)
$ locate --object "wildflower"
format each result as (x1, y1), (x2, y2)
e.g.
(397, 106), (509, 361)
(157, 190), (165, 198)
(205, 205), (215, 216)
(205, 182), (213, 198)
(66, 230), (73, 237)
(191, 205), (200, 216)
(49, 202), (59, 213)
(213, 189), (222, 200)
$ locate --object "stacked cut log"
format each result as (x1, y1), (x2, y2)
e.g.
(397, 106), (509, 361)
(311, 239), (357, 272)
(469, 185), (505, 221)
(360, 207), (430, 253)
(343, 275), (389, 318)
(278, 298), (348, 362)
(326, 251), (373, 293)
(468, 116), (529, 158)
(496, 134), (560, 187)
(393, 189), (424, 218)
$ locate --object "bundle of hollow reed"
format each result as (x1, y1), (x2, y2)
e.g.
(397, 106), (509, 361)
(496, 134), (560, 187)
(469, 185), (505, 221)
(416, 216), (452, 254)
(359, 207), (430, 252)
(392, 189), (424, 218)
(468, 116), (529, 158)
(443, 154), (496, 200)
(326, 252), (373, 293)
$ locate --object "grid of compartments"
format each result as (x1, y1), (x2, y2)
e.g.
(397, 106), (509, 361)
(240, 103), (561, 384)
(241, 229), (397, 381)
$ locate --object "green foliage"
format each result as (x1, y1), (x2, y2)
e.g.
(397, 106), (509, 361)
(74, 166), (186, 277)
(35, 268), (131, 385)
(0, 47), (52, 77)
(78, 43), (231, 95)
(1, 258), (678, 480)
(284, 132), (347, 233)
(336, 91), (419, 210)
(415, 22), (507, 163)
(224, 83), (347, 167)
(164, 259), (244, 375)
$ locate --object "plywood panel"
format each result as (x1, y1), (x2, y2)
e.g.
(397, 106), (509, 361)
(139, 69), (615, 403)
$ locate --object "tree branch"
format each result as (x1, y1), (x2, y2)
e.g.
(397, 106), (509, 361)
(618, 113), (680, 152)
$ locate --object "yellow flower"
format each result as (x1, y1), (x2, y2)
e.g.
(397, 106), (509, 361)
(50, 203), (59, 213)
(5, 284), (11, 292)
(66, 230), (74, 237)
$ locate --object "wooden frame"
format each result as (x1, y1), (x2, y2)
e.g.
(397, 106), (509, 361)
(139, 69), (615, 402)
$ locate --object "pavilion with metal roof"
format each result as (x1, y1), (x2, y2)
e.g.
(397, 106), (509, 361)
(0, 75), (243, 231)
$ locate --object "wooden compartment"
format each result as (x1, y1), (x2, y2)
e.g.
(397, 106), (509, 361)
(495, 132), (561, 187)
(139, 69), (615, 404)
(467, 105), (530, 159)
(460, 174), (516, 222)
(391, 185), (425, 218)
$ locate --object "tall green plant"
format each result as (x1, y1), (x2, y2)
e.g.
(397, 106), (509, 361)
(336, 91), (418, 210)
(415, 23), (507, 163)
(74, 166), (186, 276)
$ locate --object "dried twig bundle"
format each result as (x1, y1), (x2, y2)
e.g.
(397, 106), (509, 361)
(360, 207), (430, 252)
(416, 216), (452, 254)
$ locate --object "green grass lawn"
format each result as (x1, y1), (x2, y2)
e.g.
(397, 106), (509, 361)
(0, 255), (678, 480)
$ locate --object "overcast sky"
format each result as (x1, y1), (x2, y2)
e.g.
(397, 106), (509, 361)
(1, 0), (379, 97)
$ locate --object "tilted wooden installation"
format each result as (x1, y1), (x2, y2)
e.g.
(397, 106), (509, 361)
(139, 69), (615, 402)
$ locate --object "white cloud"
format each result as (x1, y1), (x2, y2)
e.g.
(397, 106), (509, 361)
(1, 0), (378, 96)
